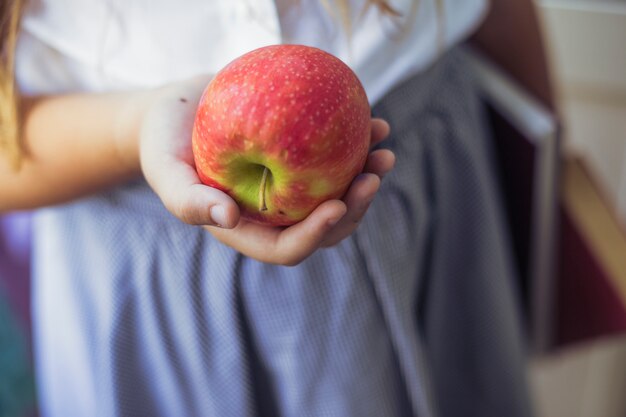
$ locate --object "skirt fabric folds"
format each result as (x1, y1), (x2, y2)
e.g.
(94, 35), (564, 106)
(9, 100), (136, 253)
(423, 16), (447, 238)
(32, 47), (533, 417)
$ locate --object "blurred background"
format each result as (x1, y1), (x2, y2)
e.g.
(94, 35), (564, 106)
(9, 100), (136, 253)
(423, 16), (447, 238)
(531, 0), (626, 416)
(0, 0), (625, 416)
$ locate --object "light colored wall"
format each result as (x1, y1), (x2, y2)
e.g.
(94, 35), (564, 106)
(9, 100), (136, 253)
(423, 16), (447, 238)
(532, 336), (626, 417)
(540, 0), (626, 224)
(532, 1), (626, 416)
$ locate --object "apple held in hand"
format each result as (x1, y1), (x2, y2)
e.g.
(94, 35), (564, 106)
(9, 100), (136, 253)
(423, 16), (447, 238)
(192, 44), (371, 226)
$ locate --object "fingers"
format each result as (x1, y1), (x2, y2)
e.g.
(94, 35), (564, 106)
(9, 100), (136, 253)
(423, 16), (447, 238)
(321, 173), (380, 247)
(370, 118), (391, 148)
(274, 200), (347, 265)
(147, 156), (240, 228)
(311, 119), (391, 248)
(208, 200), (346, 266)
(364, 149), (395, 178)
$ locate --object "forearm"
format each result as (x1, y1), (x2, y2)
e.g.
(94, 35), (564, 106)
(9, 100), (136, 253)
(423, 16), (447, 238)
(0, 89), (153, 212)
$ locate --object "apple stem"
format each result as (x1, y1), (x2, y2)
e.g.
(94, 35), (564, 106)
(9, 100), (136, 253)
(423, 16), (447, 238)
(259, 166), (269, 212)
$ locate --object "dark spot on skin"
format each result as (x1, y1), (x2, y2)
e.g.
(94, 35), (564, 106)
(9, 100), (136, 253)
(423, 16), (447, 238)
(179, 97), (188, 103)
(279, 210), (286, 215)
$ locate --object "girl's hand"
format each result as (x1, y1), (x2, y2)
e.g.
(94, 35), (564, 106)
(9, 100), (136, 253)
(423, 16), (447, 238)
(140, 75), (241, 228)
(207, 120), (394, 265)
(140, 76), (395, 266)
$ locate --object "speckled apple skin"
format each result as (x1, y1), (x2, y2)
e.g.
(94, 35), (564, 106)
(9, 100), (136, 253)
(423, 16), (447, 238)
(192, 45), (371, 226)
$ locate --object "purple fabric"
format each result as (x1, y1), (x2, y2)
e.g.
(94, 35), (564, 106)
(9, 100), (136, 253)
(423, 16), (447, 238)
(0, 213), (32, 330)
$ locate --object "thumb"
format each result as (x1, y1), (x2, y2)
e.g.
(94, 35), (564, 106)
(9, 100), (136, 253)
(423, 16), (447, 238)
(146, 156), (240, 228)
(172, 183), (240, 228)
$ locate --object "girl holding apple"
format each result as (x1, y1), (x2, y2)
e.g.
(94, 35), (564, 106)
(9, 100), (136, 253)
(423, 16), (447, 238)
(1, 0), (537, 416)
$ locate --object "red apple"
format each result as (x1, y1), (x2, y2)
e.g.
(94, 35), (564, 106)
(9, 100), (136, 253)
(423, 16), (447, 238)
(192, 44), (371, 226)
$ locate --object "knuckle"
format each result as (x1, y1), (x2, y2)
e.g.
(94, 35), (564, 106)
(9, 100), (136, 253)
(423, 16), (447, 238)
(175, 198), (199, 225)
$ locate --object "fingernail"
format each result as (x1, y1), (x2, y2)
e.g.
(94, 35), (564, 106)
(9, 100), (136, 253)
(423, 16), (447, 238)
(210, 205), (227, 227)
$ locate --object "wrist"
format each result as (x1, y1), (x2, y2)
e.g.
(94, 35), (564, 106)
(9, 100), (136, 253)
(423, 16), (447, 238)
(113, 89), (158, 176)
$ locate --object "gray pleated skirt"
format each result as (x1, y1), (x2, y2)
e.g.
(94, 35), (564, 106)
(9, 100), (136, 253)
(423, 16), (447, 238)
(32, 46), (534, 417)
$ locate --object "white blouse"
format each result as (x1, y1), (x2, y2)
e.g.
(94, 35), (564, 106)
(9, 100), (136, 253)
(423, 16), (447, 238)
(17, 0), (487, 104)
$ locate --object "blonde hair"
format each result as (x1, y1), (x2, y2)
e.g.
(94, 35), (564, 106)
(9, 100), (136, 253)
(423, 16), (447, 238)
(321, 0), (401, 39)
(0, 0), (24, 169)
(0, 0), (401, 168)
